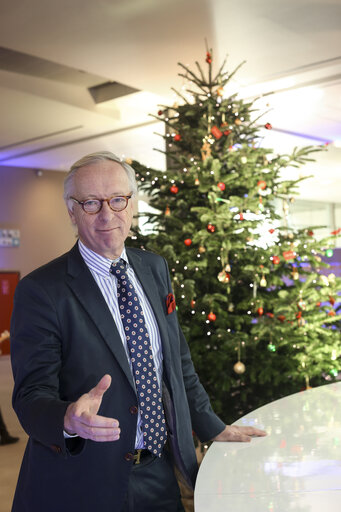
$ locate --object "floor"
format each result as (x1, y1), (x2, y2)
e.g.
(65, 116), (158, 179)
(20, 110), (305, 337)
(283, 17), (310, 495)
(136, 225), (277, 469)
(0, 356), (27, 512)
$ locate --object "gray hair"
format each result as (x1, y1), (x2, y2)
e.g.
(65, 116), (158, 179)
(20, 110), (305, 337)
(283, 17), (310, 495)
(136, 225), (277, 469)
(63, 151), (138, 210)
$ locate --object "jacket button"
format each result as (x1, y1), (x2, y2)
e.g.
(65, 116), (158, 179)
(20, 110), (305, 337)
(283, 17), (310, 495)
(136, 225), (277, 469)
(129, 405), (138, 414)
(50, 445), (62, 454)
(125, 452), (134, 461)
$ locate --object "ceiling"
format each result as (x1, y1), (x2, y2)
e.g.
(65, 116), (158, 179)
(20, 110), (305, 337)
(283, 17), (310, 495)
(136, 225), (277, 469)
(0, 0), (340, 201)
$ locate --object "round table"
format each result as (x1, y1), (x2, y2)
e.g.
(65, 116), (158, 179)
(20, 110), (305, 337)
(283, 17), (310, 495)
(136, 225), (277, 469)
(195, 382), (341, 511)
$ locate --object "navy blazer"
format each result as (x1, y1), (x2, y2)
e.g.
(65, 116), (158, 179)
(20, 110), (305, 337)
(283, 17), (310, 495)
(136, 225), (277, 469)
(10, 243), (225, 512)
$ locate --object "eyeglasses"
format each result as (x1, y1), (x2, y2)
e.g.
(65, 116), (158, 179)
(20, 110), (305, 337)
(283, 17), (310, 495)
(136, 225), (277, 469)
(70, 195), (132, 214)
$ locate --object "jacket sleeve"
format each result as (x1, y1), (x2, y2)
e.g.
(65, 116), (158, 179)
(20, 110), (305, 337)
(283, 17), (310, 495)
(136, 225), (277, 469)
(162, 257), (226, 442)
(10, 276), (83, 456)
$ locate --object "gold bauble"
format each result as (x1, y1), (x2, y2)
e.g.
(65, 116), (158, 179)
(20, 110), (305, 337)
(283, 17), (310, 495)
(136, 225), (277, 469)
(292, 270), (299, 280)
(233, 361), (246, 374)
(199, 246), (206, 254)
(260, 275), (267, 287)
(217, 271), (230, 283)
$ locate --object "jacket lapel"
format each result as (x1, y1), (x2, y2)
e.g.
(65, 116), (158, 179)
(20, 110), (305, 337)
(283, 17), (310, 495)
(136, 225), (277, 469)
(65, 244), (135, 391)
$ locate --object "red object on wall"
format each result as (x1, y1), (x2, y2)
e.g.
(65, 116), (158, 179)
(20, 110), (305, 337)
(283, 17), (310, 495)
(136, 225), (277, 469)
(0, 271), (20, 356)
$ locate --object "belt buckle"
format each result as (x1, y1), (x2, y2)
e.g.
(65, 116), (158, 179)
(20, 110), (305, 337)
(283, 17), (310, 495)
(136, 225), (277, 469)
(133, 449), (142, 465)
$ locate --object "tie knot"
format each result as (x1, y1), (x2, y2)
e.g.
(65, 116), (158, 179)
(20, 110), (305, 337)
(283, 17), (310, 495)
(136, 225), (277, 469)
(110, 258), (127, 278)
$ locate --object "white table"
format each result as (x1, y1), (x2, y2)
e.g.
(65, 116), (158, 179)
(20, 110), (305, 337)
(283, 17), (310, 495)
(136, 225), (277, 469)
(195, 382), (341, 511)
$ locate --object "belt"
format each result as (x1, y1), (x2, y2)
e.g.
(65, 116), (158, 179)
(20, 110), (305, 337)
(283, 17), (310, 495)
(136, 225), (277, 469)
(133, 449), (156, 465)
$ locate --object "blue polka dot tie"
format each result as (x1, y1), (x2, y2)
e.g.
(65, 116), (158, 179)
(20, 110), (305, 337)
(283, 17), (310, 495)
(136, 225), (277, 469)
(110, 259), (167, 456)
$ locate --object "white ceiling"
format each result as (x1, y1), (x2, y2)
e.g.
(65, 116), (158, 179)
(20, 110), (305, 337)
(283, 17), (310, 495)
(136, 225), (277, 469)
(0, 0), (340, 201)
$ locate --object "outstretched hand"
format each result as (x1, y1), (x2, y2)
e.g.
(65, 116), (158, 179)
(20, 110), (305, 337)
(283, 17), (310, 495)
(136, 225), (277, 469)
(213, 424), (267, 443)
(64, 374), (120, 442)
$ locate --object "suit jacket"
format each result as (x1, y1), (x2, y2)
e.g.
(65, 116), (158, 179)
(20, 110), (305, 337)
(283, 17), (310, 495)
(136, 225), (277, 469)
(10, 243), (225, 512)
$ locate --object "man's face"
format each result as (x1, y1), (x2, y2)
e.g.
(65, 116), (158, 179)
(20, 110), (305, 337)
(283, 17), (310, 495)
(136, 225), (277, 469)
(68, 160), (134, 259)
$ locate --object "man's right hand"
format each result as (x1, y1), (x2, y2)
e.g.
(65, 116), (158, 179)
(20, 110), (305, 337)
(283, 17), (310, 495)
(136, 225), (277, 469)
(64, 374), (120, 442)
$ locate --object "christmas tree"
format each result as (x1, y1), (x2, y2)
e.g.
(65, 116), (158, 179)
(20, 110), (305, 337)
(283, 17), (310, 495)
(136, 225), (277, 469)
(128, 49), (341, 424)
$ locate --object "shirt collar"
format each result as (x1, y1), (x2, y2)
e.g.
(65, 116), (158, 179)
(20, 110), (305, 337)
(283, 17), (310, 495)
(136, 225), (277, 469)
(78, 240), (129, 278)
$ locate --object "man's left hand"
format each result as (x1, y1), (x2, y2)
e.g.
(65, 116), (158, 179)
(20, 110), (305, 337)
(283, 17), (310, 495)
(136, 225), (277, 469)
(213, 425), (267, 443)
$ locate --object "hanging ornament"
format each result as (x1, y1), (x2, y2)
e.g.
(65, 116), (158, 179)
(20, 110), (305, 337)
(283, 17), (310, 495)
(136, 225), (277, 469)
(241, 156), (247, 164)
(292, 267), (299, 280)
(266, 312), (274, 318)
(307, 230), (314, 236)
(257, 180), (267, 190)
(207, 311), (216, 321)
(170, 185), (179, 194)
(174, 134), (181, 142)
(217, 182), (226, 191)
(277, 315), (286, 323)
(328, 310), (336, 317)
(233, 361), (246, 374)
(184, 239), (192, 246)
(260, 275), (267, 287)
(228, 303), (234, 312)
(217, 87), (224, 97)
(190, 300), (196, 308)
(206, 51), (212, 64)
(331, 228), (341, 235)
(297, 317), (306, 327)
(194, 177), (200, 186)
(269, 228), (275, 234)
(165, 205), (171, 216)
(272, 255), (280, 265)
(325, 248), (334, 258)
(198, 246), (206, 254)
(298, 299), (306, 310)
(217, 270), (230, 283)
(211, 125), (223, 139)
(235, 118), (242, 125)
(239, 213), (244, 221)
(257, 307), (264, 316)
(158, 109), (163, 116)
(207, 223), (216, 233)
(267, 343), (276, 352)
(201, 141), (212, 161)
(264, 123), (272, 130)
(283, 250), (295, 261)
(224, 129), (231, 136)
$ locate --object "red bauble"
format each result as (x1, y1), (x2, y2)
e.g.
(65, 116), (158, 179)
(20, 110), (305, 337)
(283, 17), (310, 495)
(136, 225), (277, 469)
(239, 213), (244, 220)
(329, 296), (336, 306)
(170, 185), (179, 194)
(272, 255), (280, 265)
(211, 125), (223, 139)
(224, 129), (231, 136)
(269, 228), (275, 234)
(217, 182), (226, 191)
(307, 230), (314, 236)
(277, 315), (286, 323)
(257, 307), (264, 316)
(207, 224), (216, 233)
(257, 180), (267, 190)
(207, 311), (216, 321)
(328, 310), (336, 317)
(266, 312), (274, 318)
(174, 134), (181, 141)
(190, 300), (196, 308)
(158, 110), (163, 116)
(265, 123), (272, 130)
(184, 239), (192, 246)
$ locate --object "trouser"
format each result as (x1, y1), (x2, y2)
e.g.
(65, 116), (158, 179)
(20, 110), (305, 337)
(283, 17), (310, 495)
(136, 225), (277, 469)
(121, 447), (185, 512)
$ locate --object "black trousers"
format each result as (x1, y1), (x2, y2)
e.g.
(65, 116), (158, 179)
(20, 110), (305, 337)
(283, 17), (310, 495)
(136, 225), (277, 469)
(121, 448), (185, 512)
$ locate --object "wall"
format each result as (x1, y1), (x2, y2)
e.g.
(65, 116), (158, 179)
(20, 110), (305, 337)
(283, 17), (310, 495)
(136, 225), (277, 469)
(0, 165), (76, 277)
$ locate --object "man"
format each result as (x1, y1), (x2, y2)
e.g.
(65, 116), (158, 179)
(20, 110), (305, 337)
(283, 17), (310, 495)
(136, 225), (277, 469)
(10, 152), (266, 512)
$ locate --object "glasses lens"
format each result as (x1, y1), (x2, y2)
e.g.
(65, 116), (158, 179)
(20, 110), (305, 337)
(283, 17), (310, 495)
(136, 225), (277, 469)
(109, 196), (128, 211)
(83, 199), (101, 213)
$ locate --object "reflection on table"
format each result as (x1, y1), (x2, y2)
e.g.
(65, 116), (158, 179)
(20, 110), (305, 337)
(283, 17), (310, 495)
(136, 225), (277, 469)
(195, 382), (341, 511)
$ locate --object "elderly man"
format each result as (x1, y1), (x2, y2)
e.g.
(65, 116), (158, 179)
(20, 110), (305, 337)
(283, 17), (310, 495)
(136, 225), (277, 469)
(11, 152), (265, 512)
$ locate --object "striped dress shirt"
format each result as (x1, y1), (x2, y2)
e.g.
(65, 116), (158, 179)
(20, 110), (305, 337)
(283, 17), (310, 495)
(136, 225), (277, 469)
(78, 240), (164, 449)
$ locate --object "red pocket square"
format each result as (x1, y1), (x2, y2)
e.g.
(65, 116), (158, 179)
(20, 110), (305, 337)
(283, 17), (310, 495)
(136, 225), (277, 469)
(166, 293), (176, 314)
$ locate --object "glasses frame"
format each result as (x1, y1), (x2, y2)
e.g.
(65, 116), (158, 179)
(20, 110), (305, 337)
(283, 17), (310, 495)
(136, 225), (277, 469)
(70, 195), (133, 214)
